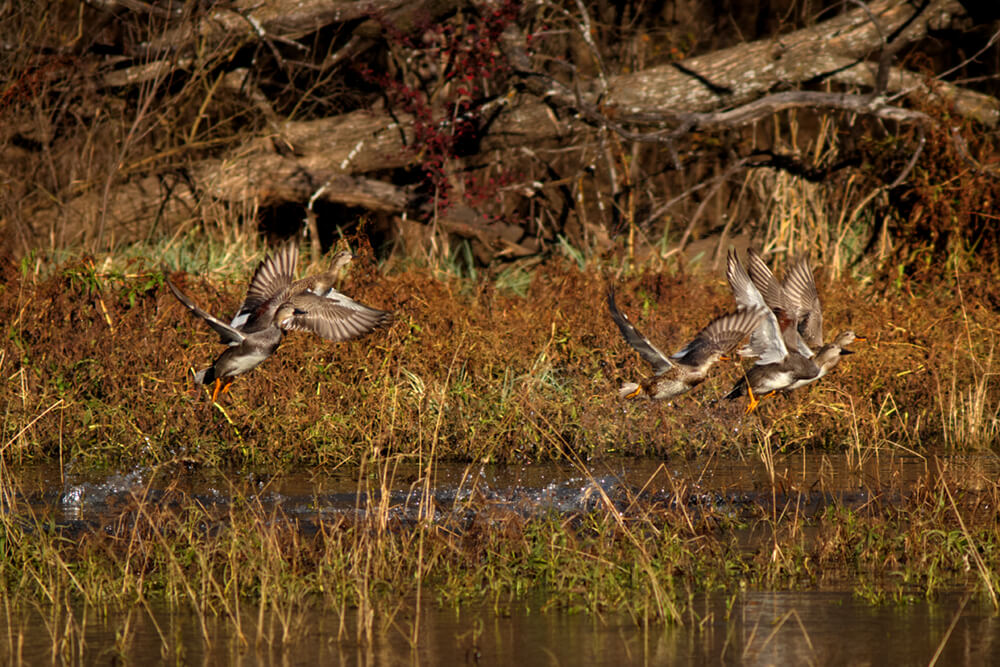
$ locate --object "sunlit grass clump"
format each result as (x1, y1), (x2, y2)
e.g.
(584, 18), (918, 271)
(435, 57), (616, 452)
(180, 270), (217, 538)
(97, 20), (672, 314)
(4, 237), (1000, 467)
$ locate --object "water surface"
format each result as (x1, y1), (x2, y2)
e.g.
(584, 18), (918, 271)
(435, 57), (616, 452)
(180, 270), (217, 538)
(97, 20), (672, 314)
(3, 452), (998, 664)
(3, 592), (996, 665)
(9, 451), (995, 529)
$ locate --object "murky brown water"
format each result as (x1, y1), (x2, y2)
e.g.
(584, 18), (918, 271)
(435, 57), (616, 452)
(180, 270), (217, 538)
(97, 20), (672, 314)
(3, 452), (999, 664)
(3, 592), (997, 665)
(9, 451), (997, 529)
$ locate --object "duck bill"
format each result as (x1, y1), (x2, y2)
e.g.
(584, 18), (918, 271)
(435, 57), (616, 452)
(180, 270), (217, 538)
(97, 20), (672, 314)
(840, 348), (855, 356)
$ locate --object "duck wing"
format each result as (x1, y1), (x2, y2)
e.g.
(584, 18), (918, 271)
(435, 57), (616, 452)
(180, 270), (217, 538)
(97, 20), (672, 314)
(745, 248), (787, 313)
(782, 256), (823, 348)
(606, 286), (673, 375)
(672, 307), (765, 367)
(231, 242), (299, 329)
(164, 275), (245, 345)
(277, 291), (391, 341)
(726, 249), (787, 365)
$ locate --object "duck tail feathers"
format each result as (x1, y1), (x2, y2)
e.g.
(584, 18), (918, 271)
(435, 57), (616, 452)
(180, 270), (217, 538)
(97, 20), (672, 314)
(193, 367), (215, 385)
(723, 381), (746, 401)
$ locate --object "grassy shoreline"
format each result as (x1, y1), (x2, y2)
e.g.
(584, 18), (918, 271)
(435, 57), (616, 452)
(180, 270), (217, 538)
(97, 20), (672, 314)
(2, 245), (999, 648)
(3, 246), (998, 468)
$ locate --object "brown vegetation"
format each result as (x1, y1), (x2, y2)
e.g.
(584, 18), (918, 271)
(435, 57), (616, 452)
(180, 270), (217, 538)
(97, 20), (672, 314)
(3, 0), (999, 272)
(2, 244), (998, 468)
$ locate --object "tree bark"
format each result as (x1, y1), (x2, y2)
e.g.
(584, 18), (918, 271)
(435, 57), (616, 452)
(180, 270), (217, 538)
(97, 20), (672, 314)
(41, 0), (988, 256)
(194, 0), (972, 208)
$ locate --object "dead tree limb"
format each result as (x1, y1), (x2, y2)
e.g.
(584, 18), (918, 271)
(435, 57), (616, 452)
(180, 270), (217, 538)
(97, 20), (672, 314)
(193, 0), (974, 207)
(42, 0), (993, 256)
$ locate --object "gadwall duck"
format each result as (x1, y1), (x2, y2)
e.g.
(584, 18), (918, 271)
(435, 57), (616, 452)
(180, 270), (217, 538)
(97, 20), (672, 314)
(745, 248), (864, 389)
(165, 243), (391, 401)
(723, 249), (822, 412)
(607, 285), (764, 400)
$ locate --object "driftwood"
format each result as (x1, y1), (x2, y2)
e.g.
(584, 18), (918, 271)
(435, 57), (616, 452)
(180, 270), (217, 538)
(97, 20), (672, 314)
(192, 0), (978, 213)
(37, 0), (996, 257)
(98, 0), (461, 87)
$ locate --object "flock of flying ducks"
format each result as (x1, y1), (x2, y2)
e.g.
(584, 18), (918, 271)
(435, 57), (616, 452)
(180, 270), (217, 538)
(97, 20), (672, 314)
(607, 248), (863, 412)
(164, 242), (861, 413)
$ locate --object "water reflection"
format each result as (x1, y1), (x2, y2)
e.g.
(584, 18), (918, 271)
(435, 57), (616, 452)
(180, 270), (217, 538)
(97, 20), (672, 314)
(733, 591), (997, 666)
(3, 592), (996, 665)
(3, 453), (999, 664)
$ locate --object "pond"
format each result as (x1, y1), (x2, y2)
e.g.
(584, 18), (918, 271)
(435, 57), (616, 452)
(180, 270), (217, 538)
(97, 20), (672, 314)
(3, 592), (996, 664)
(1, 452), (998, 664)
(14, 451), (986, 527)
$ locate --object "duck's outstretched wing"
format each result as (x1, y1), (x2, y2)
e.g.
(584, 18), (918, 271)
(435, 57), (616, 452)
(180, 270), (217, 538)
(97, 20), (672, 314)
(726, 249), (786, 365)
(672, 307), (765, 367)
(277, 291), (391, 342)
(782, 256), (823, 349)
(164, 274), (245, 345)
(745, 248), (786, 313)
(232, 241), (299, 328)
(606, 285), (673, 375)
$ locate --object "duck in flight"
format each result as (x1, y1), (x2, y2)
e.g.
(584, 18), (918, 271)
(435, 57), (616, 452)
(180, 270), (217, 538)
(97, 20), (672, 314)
(723, 249), (863, 411)
(607, 284), (764, 400)
(744, 248), (864, 391)
(165, 243), (391, 401)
